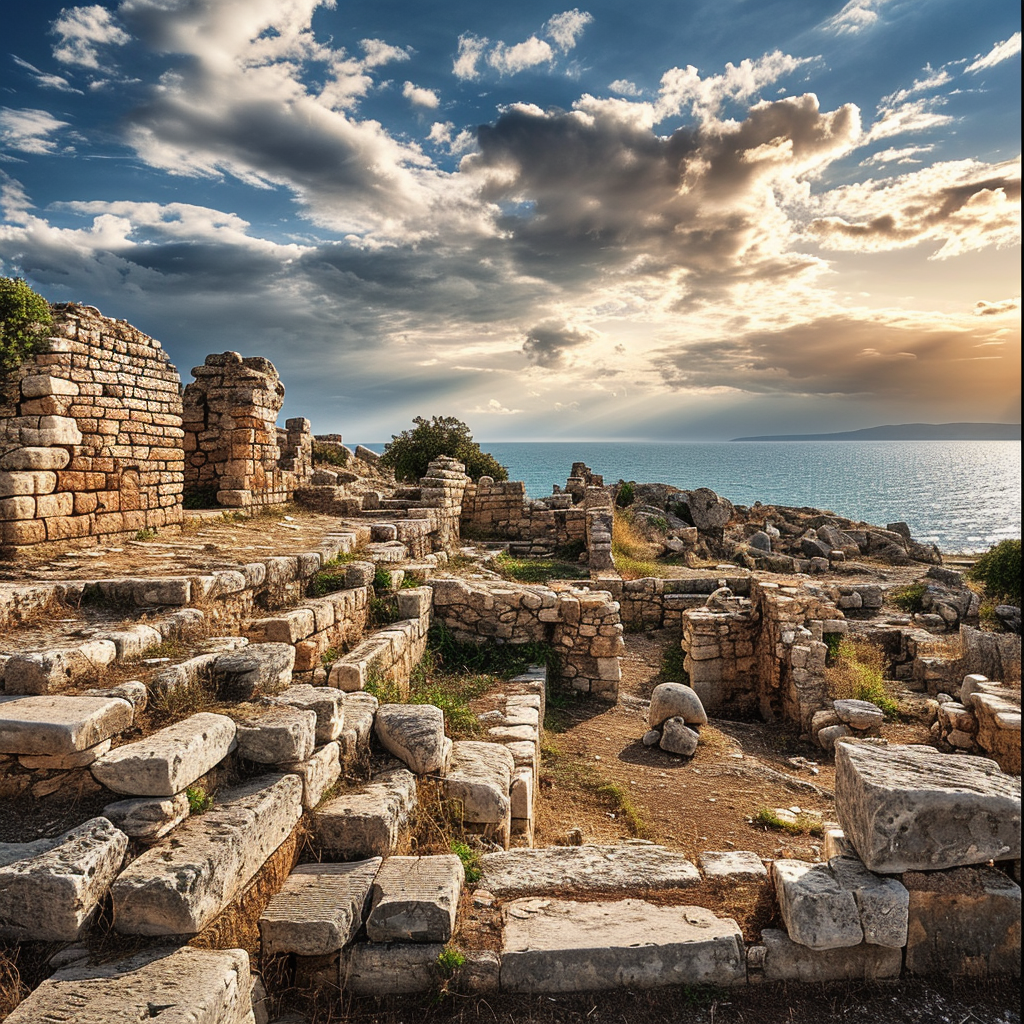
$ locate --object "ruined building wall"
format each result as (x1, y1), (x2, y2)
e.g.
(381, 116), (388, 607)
(0, 304), (183, 556)
(182, 353), (311, 508)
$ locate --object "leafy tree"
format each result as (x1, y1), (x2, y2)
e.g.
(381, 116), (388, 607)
(968, 539), (1021, 605)
(0, 277), (52, 370)
(380, 415), (508, 483)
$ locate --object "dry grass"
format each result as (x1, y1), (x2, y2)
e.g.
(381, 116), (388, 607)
(612, 512), (663, 579)
(825, 637), (900, 718)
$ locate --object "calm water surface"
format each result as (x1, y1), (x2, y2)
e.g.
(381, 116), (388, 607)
(357, 440), (1021, 554)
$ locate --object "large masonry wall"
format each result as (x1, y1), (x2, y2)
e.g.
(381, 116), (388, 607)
(0, 304), (183, 556)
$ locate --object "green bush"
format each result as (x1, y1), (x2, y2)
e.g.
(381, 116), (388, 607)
(311, 440), (349, 467)
(615, 480), (635, 507)
(0, 277), (52, 370)
(380, 415), (507, 483)
(888, 582), (926, 613)
(968, 539), (1021, 605)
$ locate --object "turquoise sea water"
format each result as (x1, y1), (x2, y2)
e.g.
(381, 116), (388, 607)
(357, 440), (1021, 554)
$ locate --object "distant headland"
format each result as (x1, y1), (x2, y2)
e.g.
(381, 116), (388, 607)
(730, 422), (1021, 442)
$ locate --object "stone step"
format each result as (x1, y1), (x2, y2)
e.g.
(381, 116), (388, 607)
(91, 712), (237, 797)
(111, 773), (303, 935)
(260, 859), (382, 956)
(2, 946), (254, 1024)
(0, 693), (134, 756)
(374, 703), (452, 775)
(444, 741), (514, 831)
(314, 768), (417, 860)
(0, 817), (128, 942)
(367, 854), (464, 943)
(480, 844), (701, 897)
(500, 898), (746, 992)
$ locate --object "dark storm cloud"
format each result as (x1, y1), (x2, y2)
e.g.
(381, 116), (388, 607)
(521, 320), (595, 366)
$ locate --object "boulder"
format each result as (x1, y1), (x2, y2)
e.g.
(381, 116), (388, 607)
(682, 488), (734, 532)
(833, 699), (885, 730)
(374, 703), (452, 775)
(648, 682), (707, 728)
(659, 718), (700, 757)
(834, 742), (1021, 872)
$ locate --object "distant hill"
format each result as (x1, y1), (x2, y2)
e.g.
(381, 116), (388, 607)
(730, 422), (1021, 442)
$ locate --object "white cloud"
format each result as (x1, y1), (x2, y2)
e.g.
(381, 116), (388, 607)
(453, 33), (489, 80)
(51, 4), (130, 69)
(881, 66), (953, 107)
(11, 56), (81, 93)
(608, 79), (642, 97)
(823, 0), (891, 36)
(974, 297), (1019, 316)
(544, 9), (593, 52)
(469, 398), (522, 414)
(966, 31), (1021, 73)
(861, 144), (934, 166)
(866, 97), (953, 142)
(427, 121), (476, 154)
(360, 38), (410, 67)
(403, 81), (440, 109)
(487, 37), (554, 76)
(0, 107), (70, 156)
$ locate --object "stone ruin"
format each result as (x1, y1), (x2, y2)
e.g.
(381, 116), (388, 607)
(0, 303), (1019, 1019)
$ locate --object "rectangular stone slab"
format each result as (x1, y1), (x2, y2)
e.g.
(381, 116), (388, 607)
(2, 946), (253, 1024)
(344, 942), (446, 995)
(260, 859), (381, 956)
(367, 855), (464, 943)
(500, 898), (745, 992)
(111, 773), (302, 935)
(481, 844), (701, 897)
(759, 928), (902, 983)
(0, 817), (128, 942)
(0, 693), (133, 755)
(315, 769), (416, 859)
(91, 711), (237, 796)
(834, 742), (1021, 872)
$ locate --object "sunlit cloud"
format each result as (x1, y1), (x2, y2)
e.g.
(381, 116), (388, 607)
(966, 32), (1021, 73)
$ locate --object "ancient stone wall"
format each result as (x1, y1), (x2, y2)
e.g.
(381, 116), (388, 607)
(431, 577), (623, 699)
(599, 575), (753, 630)
(0, 304), (183, 557)
(182, 353), (311, 508)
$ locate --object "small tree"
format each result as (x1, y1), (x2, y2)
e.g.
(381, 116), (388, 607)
(380, 415), (508, 483)
(968, 539), (1021, 606)
(0, 277), (52, 370)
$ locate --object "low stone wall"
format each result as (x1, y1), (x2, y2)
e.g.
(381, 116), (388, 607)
(0, 304), (183, 556)
(431, 577), (623, 699)
(599, 574), (753, 630)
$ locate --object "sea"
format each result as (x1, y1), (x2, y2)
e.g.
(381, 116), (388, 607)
(355, 440), (1021, 555)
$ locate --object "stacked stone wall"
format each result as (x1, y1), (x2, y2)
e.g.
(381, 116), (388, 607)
(182, 353), (311, 508)
(0, 304), (183, 557)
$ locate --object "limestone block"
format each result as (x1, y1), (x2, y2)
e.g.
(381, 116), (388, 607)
(2, 946), (253, 1024)
(0, 495), (35, 520)
(91, 712), (237, 796)
(344, 942), (446, 995)
(275, 684), (344, 744)
(133, 577), (191, 605)
(759, 928), (902, 983)
(3, 640), (117, 695)
(341, 691), (378, 758)
(235, 707), (316, 764)
(0, 446), (71, 470)
(481, 844), (700, 897)
(511, 767), (534, 820)
(18, 415), (83, 447)
(445, 741), (514, 823)
(103, 793), (191, 841)
(19, 738), (111, 769)
(211, 643), (295, 699)
(367, 854), (464, 943)
(648, 681), (708, 728)
(260, 859), (382, 956)
(111, 773), (303, 935)
(828, 855), (909, 948)
(699, 850), (768, 881)
(834, 742), (1021, 872)
(660, 718), (700, 756)
(834, 699), (885, 730)
(280, 741), (341, 810)
(0, 694), (133, 755)
(0, 817), (128, 941)
(315, 769), (417, 859)
(21, 374), (80, 397)
(375, 703), (452, 775)
(95, 623), (162, 660)
(500, 898), (745, 992)
(772, 860), (863, 950)
(903, 866), (1021, 977)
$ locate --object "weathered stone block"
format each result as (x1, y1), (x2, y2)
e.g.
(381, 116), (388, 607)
(834, 742), (1021, 872)
(211, 643), (295, 699)
(444, 741), (514, 824)
(375, 703), (452, 775)
(281, 741), (341, 810)
(0, 817), (128, 941)
(235, 707), (316, 764)
(367, 854), (464, 943)
(275, 684), (344, 743)
(759, 928), (902, 983)
(315, 769), (417, 859)
(344, 942), (446, 995)
(103, 793), (191, 841)
(0, 694), (133, 755)
(773, 859), (863, 950)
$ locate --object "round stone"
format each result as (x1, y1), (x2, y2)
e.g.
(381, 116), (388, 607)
(649, 682), (708, 729)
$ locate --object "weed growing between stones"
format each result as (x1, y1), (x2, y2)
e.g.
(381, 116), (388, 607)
(427, 621), (556, 678)
(186, 785), (213, 814)
(150, 677), (219, 722)
(888, 582), (927, 612)
(0, 948), (25, 1018)
(826, 638), (900, 718)
(612, 511), (663, 579)
(449, 840), (483, 883)
(488, 551), (589, 583)
(138, 639), (185, 661)
(133, 528), (157, 542)
(751, 807), (825, 838)
(308, 552), (370, 597)
(659, 640), (689, 685)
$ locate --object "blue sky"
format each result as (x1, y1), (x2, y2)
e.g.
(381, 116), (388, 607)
(0, 0), (1019, 440)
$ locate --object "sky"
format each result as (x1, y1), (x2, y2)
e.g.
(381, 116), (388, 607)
(0, 1), (1020, 441)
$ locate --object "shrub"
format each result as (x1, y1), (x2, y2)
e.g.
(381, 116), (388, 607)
(826, 638), (899, 719)
(380, 415), (507, 482)
(311, 439), (348, 467)
(968, 539), (1021, 605)
(0, 277), (52, 370)
(888, 582), (926, 613)
(449, 840), (482, 883)
(615, 480), (636, 507)
(186, 785), (213, 814)
(489, 551), (588, 583)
